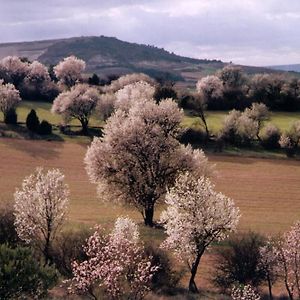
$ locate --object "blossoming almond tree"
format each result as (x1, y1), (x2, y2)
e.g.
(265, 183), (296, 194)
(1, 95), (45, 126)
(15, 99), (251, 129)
(52, 84), (100, 134)
(0, 79), (21, 122)
(14, 168), (69, 263)
(54, 55), (86, 88)
(160, 172), (240, 293)
(231, 284), (261, 300)
(85, 98), (212, 226)
(275, 221), (300, 300)
(68, 217), (158, 300)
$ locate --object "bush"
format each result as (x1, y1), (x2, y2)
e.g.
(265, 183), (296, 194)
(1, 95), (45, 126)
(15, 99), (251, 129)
(51, 228), (90, 277)
(154, 85), (177, 103)
(26, 109), (40, 132)
(0, 244), (58, 299)
(214, 232), (266, 292)
(0, 204), (20, 246)
(38, 120), (52, 135)
(261, 124), (281, 149)
(4, 109), (17, 124)
(179, 128), (206, 145)
(88, 73), (100, 85)
(144, 244), (184, 294)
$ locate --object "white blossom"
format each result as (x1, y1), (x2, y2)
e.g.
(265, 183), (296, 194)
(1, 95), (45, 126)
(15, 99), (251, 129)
(14, 168), (69, 260)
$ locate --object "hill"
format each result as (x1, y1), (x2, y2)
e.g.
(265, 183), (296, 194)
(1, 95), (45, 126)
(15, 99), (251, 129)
(0, 36), (291, 87)
(268, 64), (300, 73)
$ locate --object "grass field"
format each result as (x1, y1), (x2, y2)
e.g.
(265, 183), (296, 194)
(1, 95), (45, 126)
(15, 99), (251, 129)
(12, 101), (300, 134)
(182, 110), (300, 133)
(1, 137), (300, 296)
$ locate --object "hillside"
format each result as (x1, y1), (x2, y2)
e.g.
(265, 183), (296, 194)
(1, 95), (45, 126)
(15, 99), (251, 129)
(268, 64), (300, 73)
(0, 36), (290, 87)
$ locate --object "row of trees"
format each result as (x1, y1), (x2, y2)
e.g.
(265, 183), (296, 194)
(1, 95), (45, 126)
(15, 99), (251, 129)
(196, 65), (300, 111)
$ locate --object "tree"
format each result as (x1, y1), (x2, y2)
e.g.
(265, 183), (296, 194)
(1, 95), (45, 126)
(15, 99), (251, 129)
(279, 121), (300, 157)
(0, 244), (57, 299)
(85, 99), (212, 226)
(14, 168), (69, 263)
(214, 232), (266, 292)
(153, 84), (177, 103)
(160, 172), (240, 293)
(26, 109), (40, 132)
(54, 56), (86, 88)
(0, 56), (29, 88)
(0, 79), (21, 122)
(88, 73), (100, 85)
(275, 221), (300, 300)
(68, 217), (158, 300)
(51, 84), (100, 134)
(258, 238), (279, 300)
(114, 81), (155, 112)
(194, 75), (223, 140)
(244, 103), (269, 140)
(103, 73), (155, 93)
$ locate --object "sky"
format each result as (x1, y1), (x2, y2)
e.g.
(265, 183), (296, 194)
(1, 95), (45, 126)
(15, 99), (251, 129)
(0, 0), (299, 66)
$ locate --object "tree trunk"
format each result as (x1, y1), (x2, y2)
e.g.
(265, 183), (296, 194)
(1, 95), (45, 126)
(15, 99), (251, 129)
(198, 112), (209, 142)
(267, 275), (273, 300)
(188, 248), (204, 293)
(80, 119), (89, 135)
(144, 205), (154, 227)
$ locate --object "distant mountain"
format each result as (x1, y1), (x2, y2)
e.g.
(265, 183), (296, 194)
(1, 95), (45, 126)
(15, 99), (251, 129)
(0, 36), (290, 87)
(267, 64), (300, 73)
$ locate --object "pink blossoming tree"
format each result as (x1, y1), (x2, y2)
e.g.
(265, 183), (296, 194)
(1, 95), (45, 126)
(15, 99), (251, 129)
(68, 217), (158, 300)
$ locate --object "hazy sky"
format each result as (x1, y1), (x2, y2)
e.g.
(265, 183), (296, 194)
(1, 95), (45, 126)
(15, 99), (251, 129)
(0, 0), (299, 66)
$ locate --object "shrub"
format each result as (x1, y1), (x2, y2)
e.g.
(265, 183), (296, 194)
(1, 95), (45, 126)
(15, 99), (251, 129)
(26, 109), (40, 132)
(0, 204), (20, 246)
(51, 228), (90, 277)
(261, 124), (281, 149)
(179, 127), (206, 145)
(4, 108), (17, 124)
(38, 120), (52, 135)
(88, 73), (100, 85)
(144, 244), (185, 294)
(154, 85), (177, 103)
(0, 244), (58, 299)
(214, 232), (266, 292)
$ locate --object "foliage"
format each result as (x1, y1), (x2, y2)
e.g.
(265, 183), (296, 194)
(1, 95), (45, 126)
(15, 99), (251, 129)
(85, 98), (212, 226)
(38, 120), (52, 135)
(88, 73), (100, 85)
(4, 108), (18, 124)
(68, 217), (158, 300)
(52, 84), (100, 134)
(160, 172), (240, 293)
(0, 204), (20, 246)
(0, 79), (21, 121)
(51, 228), (91, 277)
(214, 232), (266, 291)
(26, 109), (40, 132)
(153, 84), (177, 103)
(54, 55), (86, 88)
(144, 244), (185, 294)
(0, 244), (58, 300)
(261, 123), (281, 149)
(14, 168), (69, 262)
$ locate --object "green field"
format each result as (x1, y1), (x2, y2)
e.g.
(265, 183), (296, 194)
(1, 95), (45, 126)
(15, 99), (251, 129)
(182, 110), (300, 133)
(13, 101), (300, 133)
